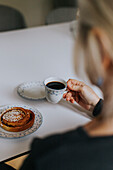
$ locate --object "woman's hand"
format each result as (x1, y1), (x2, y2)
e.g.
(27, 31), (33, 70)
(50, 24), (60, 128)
(63, 79), (100, 111)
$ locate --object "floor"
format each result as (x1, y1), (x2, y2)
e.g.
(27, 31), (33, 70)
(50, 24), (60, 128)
(6, 155), (28, 170)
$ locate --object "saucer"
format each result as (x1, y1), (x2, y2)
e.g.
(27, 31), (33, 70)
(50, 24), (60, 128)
(17, 81), (45, 100)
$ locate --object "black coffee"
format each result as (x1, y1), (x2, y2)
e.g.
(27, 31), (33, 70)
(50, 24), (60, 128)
(46, 81), (65, 90)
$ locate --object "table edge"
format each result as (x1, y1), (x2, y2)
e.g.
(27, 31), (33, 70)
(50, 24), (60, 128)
(0, 150), (30, 163)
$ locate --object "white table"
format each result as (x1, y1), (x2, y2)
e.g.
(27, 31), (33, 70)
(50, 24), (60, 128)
(0, 22), (102, 162)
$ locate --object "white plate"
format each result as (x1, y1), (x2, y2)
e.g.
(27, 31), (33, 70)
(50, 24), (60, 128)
(17, 81), (45, 100)
(0, 104), (43, 138)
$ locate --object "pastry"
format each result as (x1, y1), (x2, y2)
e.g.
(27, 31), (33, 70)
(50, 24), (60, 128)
(0, 107), (35, 132)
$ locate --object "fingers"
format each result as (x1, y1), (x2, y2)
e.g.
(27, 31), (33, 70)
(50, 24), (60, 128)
(70, 97), (75, 103)
(63, 93), (67, 98)
(63, 91), (75, 103)
(65, 92), (72, 101)
(67, 79), (84, 92)
(63, 79), (85, 104)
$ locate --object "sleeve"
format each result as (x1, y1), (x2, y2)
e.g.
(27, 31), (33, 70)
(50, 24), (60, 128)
(20, 134), (63, 170)
(92, 99), (103, 117)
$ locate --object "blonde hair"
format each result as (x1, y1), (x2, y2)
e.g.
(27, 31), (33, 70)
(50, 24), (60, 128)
(75, 0), (113, 83)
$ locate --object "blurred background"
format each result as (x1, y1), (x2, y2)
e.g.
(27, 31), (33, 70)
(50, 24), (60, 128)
(0, 0), (78, 30)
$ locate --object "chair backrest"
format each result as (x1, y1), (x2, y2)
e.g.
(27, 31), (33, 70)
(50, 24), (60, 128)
(53, 0), (78, 8)
(0, 5), (26, 32)
(46, 8), (77, 25)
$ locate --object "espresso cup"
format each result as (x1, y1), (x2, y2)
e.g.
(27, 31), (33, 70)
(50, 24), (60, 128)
(44, 77), (67, 104)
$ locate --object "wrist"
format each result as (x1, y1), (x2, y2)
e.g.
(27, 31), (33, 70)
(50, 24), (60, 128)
(92, 97), (100, 109)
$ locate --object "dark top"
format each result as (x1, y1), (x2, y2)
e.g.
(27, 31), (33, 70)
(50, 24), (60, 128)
(20, 99), (113, 170)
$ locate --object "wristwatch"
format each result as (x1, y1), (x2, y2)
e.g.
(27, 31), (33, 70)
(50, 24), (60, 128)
(93, 99), (103, 117)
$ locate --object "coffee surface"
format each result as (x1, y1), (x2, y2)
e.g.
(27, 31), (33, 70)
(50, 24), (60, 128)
(46, 81), (65, 90)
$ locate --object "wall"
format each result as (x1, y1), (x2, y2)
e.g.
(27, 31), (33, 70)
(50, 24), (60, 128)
(0, 0), (53, 28)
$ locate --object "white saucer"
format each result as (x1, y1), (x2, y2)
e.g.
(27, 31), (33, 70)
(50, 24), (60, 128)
(17, 81), (45, 100)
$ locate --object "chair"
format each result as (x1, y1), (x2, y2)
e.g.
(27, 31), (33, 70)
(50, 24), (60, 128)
(46, 7), (77, 25)
(0, 5), (26, 32)
(45, 0), (78, 25)
(53, 0), (77, 8)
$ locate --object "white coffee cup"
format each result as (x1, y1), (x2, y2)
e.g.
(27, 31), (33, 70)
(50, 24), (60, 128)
(44, 77), (67, 104)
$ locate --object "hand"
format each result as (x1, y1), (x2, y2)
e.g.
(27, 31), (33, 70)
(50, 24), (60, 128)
(63, 79), (100, 111)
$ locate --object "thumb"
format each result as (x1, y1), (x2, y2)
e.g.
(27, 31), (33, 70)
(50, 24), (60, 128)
(67, 79), (82, 92)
